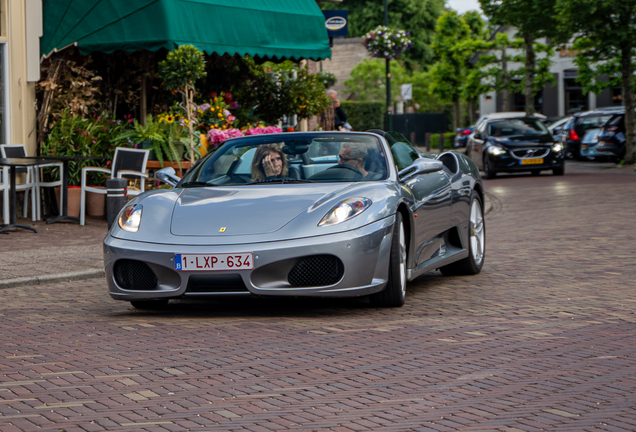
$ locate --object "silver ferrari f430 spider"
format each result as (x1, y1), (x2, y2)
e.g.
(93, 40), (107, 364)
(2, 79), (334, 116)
(104, 131), (485, 309)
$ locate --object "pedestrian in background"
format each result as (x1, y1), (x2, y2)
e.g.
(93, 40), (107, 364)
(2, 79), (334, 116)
(327, 90), (353, 131)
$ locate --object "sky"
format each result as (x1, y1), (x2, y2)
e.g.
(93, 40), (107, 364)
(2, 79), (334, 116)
(447, 0), (482, 14)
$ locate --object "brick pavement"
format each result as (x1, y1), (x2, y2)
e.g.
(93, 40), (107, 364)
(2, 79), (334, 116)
(0, 162), (635, 431)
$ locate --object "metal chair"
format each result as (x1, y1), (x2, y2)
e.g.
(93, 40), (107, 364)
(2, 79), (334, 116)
(0, 145), (38, 222)
(0, 168), (9, 223)
(80, 148), (149, 225)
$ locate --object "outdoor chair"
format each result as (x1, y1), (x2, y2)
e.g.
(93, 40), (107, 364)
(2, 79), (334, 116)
(0, 169), (9, 223)
(0, 144), (39, 222)
(80, 147), (149, 225)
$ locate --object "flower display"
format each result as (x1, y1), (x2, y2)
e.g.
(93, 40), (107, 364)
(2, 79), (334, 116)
(206, 125), (283, 147)
(194, 96), (237, 132)
(362, 25), (413, 59)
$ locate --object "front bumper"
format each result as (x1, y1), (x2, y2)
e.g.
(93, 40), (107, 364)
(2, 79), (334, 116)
(104, 216), (395, 301)
(487, 151), (564, 173)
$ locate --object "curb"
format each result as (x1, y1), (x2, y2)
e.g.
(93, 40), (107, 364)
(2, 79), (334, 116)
(0, 269), (105, 289)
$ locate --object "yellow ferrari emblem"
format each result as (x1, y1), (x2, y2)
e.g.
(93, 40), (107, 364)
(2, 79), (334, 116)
(219, 227), (227, 233)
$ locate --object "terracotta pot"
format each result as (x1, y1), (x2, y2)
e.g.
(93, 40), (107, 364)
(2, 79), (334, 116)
(54, 186), (82, 218)
(86, 189), (105, 217)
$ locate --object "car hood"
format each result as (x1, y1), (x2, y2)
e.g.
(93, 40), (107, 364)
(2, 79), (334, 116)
(491, 134), (553, 147)
(171, 186), (335, 236)
(108, 182), (401, 246)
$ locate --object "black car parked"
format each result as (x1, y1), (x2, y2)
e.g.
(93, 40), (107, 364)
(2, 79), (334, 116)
(466, 113), (565, 179)
(560, 108), (623, 159)
(595, 112), (629, 162)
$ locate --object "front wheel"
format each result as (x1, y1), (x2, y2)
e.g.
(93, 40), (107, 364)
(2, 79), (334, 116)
(370, 212), (407, 307)
(440, 194), (485, 276)
(483, 157), (497, 179)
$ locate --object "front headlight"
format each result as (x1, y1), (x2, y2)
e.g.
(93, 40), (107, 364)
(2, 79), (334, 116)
(318, 198), (372, 227)
(488, 146), (506, 156)
(118, 204), (142, 232)
(552, 143), (564, 153)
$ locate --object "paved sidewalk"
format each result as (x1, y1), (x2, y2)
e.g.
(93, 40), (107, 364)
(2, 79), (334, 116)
(0, 217), (108, 288)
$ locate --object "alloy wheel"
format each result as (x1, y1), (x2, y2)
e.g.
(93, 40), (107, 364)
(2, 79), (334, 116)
(470, 199), (485, 264)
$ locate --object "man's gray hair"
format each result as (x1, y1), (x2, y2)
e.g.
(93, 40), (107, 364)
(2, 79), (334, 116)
(342, 142), (368, 160)
(327, 89), (338, 96)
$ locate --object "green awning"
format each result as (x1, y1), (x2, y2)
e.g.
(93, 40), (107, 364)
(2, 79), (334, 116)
(41, 0), (331, 61)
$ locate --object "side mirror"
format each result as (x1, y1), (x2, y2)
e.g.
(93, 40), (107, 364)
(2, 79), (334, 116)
(473, 132), (483, 140)
(154, 167), (180, 187)
(398, 159), (444, 182)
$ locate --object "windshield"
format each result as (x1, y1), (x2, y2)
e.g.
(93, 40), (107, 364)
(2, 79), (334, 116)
(487, 118), (548, 137)
(179, 133), (388, 187)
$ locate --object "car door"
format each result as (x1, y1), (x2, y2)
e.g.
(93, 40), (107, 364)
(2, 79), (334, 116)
(387, 132), (452, 267)
(468, 120), (487, 169)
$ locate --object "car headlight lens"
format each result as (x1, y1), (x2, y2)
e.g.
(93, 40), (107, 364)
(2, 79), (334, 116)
(319, 198), (371, 227)
(488, 146), (506, 156)
(552, 143), (564, 152)
(118, 204), (142, 232)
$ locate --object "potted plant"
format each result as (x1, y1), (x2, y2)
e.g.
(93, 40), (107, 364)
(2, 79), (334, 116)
(363, 25), (413, 59)
(40, 109), (130, 217)
(120, 114), (182, 167)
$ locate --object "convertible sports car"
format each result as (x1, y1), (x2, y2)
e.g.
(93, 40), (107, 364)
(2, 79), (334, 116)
(104, 131), (486, 309)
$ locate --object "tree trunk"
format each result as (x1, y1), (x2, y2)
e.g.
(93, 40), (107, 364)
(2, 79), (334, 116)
(453, 99), (460, 132)
(621, 46), (635, 164)
(524, 35), (536, 115)
(501, 48), (509, 111)
(469, 99), (475, 124)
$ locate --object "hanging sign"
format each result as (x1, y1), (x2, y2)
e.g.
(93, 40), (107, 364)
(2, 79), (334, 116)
(323, 10), (348, 37)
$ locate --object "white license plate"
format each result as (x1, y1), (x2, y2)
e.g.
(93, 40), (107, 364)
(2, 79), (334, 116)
(174, 253), (253, 271)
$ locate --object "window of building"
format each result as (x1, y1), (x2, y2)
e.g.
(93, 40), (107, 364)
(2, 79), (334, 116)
(565, 78), (588, 114)
(513, 90), (543, 113)
(612, 87), (622, 105)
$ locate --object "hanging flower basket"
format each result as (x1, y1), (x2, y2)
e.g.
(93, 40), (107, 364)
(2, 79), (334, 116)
(362, 25), (413, 59)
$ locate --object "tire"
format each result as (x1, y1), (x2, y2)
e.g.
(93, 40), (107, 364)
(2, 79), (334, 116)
(370, 212), (407, 307)
(553, 165), (565, 176)
(130, 299), (170, 310)
(440, 194), (485, 276)
(483, 157), (497, 179)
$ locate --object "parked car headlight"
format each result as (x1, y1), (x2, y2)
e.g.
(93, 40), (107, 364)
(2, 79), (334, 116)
(487, 146), (506, 156)
(118, 204), (142, 232)
(319, 198), (372, 227)
(552, 143), (564, 153)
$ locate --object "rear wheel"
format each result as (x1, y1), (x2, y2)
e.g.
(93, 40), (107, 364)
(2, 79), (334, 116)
(130, 299), (170, 310)
(483, 157), (497, 179)
(370, 212), (407, 307)
(440, 194), (485, 276)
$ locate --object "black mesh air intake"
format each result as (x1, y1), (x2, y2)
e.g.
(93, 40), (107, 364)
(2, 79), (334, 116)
(113, 259), (158, 290)
(288, 255), (344, 287)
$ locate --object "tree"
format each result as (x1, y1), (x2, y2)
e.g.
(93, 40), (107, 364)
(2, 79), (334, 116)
(429, 11), (480, 130)
(556, 0), (636, 164)
(480, 0), (561, 115)
(320, 0), (445, 66)
(343, 58), (446, 113)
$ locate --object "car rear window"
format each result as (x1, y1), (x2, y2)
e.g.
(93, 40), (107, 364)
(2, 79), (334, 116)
(575, 115), (613, 134)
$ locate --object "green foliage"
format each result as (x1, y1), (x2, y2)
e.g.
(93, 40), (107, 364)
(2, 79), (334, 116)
(316, 71), (337, 89)
(249, 61), (331, 123)
(119, 115), (182, 167)
(340, 101), (385, 131)
(344, 58), (447, 113)
(320, 0), (445, 67)
(158, 45), (207, 91)
(40, 109), (131, 186)
(428, 132), (455, 149)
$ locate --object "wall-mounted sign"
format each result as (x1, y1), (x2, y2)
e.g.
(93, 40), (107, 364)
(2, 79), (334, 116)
(323, 10), (348, 38)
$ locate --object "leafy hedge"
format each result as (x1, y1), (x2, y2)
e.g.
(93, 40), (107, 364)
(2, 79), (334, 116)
(428, 132), (455, 149)
(340, 101), (385, 131)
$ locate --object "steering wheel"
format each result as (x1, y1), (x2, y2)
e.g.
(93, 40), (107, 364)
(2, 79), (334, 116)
(327, 164), (364, 177)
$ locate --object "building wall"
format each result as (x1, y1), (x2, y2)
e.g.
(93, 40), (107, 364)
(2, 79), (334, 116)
(315, 37), (370, 99)
(3, 0), (40, 155)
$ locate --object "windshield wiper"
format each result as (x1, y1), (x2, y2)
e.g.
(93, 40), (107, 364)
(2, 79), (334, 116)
(180, 181), (212, 188)
(246, 177), (315, 185)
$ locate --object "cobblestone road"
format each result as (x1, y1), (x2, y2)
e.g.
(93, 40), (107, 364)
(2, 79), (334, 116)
(1, 163), (635, 431)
